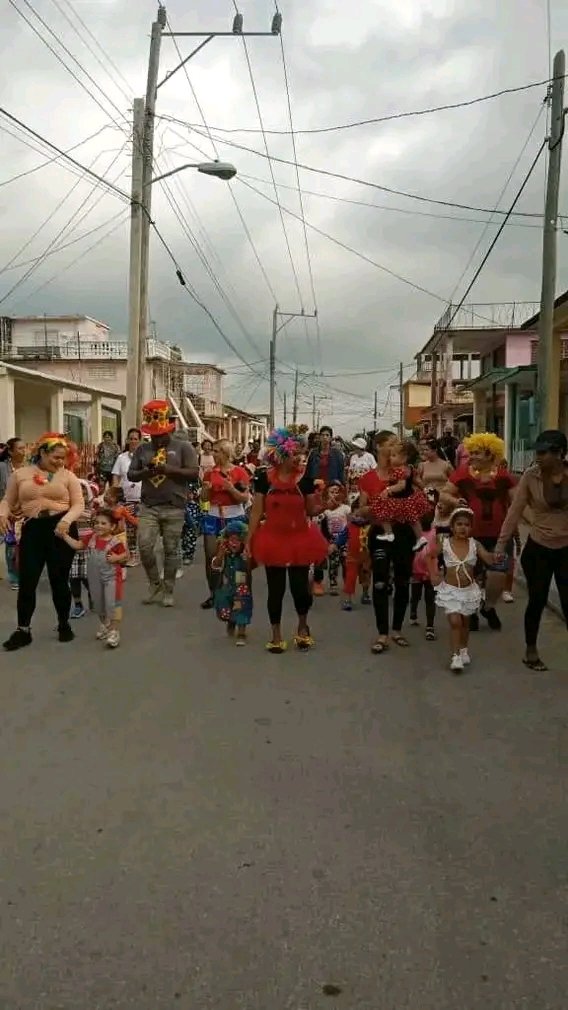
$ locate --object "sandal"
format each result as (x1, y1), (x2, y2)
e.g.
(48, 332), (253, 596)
(294, 627), (314, 651)
(425, 628), (437, 641)
(522, 657), (548, 672)
(391, 634), (410, 647)
(371, 639), (389, 654)
(266, 641), (287, 654)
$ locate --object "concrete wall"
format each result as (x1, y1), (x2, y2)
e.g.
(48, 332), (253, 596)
(9, 358), (163, 405)
(14, 380), (52, 441)
(505, 333), (533, 367)
(12, 317), (109, 348)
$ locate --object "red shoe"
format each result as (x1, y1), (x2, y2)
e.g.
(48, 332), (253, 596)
(312, 583), (325, 597)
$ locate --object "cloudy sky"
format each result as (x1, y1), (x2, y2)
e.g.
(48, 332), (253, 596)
(2, 0), (568, 432)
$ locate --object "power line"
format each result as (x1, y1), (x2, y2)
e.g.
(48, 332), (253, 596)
(13, 211), (129, 306)
(230, 1), (306, 309)
(449, 105), (546, 302)
(171, 71), (568, 136)
(0, 107), (130, 203)
(278, 25), (322, 370)
(164, 117), (548, 219)
(236, 172), (544, 229)
(56, 0), (134, 101)
(0, 211), (132, 273)
(164, 16), (279, 304)
(434, 139), (547, 350)
(8, 0), (130, 133)
(0, 122), (119, 189)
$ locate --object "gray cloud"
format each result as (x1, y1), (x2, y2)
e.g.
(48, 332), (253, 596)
(1, 0), (568, 432)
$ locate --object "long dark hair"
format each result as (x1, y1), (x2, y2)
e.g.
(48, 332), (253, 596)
(0, 437), (22, 463)
(124, 427), (141, 451)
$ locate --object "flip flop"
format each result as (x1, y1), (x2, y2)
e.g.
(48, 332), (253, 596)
(371, 640), (389, 654)
(522, 657), (548, 672)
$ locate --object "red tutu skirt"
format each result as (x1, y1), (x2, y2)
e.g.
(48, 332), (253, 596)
(252, 521), (328, 568)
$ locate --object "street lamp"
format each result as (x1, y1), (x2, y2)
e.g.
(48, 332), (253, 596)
(149, 161), (237, 186)
(126, 143), (238, 428)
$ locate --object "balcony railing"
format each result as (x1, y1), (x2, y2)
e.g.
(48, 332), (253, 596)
(5, 337), (179, 362)
(434, 301), (540, 332)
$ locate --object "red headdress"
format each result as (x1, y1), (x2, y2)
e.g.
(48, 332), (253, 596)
(140, 399), (175, 436)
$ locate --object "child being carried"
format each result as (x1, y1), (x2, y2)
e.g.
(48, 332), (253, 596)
(371, 439), (430, 551)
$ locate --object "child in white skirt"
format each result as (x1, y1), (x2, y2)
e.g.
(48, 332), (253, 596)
(429, 507), (498, 673)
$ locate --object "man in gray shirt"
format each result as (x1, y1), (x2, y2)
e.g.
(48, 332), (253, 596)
(128, 401), (198, 606)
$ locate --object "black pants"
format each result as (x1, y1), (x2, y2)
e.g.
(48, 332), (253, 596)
(265, 566), (312, 625)
(17, 515), (77, 629)
(369, 525), (414, 636)
(521, 537), (568, 648)
(410, 581), (436, 627)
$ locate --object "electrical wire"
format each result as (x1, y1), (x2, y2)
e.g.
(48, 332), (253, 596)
(56, 0), (134, 102)
(8, 0), (130, 134)
(0, 107), (130, 203)
(236, 172), (544, 229)
(171, 71), (568, 136)
(230, 1), (306, 311)
(0, 122), (119, 189)
(0, 142), (130, 305)
(449, 104), (546, 302)
(433, 138), (547, 351)
(278, 24), (322, 370)
(164, 16), (279, 304)
(165, 117), (549, 219)
(0, 211), (132, 274)
(13, 211), (129, 306)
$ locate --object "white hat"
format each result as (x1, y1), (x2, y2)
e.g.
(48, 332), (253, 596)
(352, 436), (367, 450)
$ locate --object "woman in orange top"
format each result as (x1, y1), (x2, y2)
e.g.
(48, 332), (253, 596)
(0, 433), (84, 652)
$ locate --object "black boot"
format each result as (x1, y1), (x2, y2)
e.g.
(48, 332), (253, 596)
(481, 606), (502, 631)
(58, 623), (75, 643)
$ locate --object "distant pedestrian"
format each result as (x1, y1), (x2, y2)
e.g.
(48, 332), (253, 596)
(95, 430), (119, 488)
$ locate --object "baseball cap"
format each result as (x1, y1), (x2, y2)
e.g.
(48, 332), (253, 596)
(533, 429), (567, 455)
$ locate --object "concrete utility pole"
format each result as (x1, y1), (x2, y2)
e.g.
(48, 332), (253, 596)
(312, 393), (316, 430)
(283, 392), (287, 426)
(292, 368), (299, 423)
(126, 98), (145, 431)
(399, 361), (404, 434)
(373, 390), (378, 431)
(537, 49), (566, 431)
(137, 6), (167, 418)
(269, 306), (317, 429)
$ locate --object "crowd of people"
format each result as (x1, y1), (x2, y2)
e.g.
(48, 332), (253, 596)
(1, 405), (567, 672)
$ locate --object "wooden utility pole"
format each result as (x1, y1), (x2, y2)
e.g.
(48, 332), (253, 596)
(537, 49), (565, 430)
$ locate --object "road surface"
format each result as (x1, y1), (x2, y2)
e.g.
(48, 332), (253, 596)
(0, 560), (566, 1009)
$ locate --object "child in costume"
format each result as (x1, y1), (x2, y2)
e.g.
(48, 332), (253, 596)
(428, 506), (498, 673)
(342, 498), (372, 611)
(181, 483), (200, 565)
(211, 519), (252, 646)
(371, 439), (430, 550)
(62, 508), (129, 649)
(409, 515), (438, 640)
(321, 481), (351, 596)
(69, 477), (96, 618)
(3, 518), (21, 590)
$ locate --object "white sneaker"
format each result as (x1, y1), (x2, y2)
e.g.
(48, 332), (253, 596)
(460, 648), (471, 666)
(96, 624), (109, 640)
(377, 533), (395, 542)
(106, 629), (120, 648)
(450, 653), (464, 672)
(502, 591), (514, 603)
(413, 536), (428, 552)
(176, 568), (184, 580)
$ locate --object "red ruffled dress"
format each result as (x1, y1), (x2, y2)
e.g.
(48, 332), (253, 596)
(370, 466), (430, 525)
(252, 469), (328, 568)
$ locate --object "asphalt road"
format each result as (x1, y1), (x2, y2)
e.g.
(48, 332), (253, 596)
(0, 559), (567, 1010)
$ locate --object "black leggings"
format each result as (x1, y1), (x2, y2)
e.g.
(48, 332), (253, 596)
(265, 566), (312, 625)
(17, 514), (77, 629)
(410, 581), (436, 627)
(369, 525), (414, 636)
(521, 537), (568, 648)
